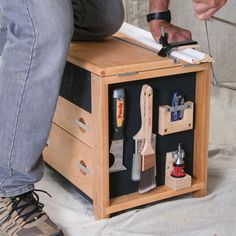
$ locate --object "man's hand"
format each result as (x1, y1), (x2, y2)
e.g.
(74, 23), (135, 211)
(192, 0), (227, 20)
(150, 20), (192, 43)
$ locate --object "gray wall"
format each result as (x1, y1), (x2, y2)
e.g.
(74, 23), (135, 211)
(123, 0), (236, 83)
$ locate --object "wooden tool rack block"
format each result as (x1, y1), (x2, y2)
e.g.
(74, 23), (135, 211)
(158, 101), (194, 135)
(43, 34), (211, 220)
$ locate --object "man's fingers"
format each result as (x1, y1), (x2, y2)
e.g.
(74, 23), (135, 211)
(193, 2), (211, 15)
(195, 8), (219, 20)
(167, 31), (192, 43)
(181, 31), (192, 40)
(167, 35), (187, 43)
(149, 20), (192, 43)
(193, 0), (227, 19)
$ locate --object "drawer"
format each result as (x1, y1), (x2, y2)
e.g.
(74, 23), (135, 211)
(53, 96), (94, 148)
(43, 123), (93, 199)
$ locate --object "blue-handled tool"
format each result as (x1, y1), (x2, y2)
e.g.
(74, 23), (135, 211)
(171, 92), (185, 122)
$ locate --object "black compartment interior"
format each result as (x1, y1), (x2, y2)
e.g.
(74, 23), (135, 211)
(60, 62), (92, 113)
(109, 73), (196, 198)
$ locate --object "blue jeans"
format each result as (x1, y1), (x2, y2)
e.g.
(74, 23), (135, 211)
(0, 0), (124, 197)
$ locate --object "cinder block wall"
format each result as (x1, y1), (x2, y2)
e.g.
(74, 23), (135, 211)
(122, 0), (148, 29)
(123, 0), (236, 83)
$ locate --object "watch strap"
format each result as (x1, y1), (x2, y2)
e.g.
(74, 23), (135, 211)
(147, 10), (171, 23)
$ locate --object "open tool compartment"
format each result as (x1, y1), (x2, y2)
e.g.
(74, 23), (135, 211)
(107, 66), (210, 218)
(108, 73), (196, 198)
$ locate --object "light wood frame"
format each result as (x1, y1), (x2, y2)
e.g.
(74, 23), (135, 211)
(90, 63), (211, 219)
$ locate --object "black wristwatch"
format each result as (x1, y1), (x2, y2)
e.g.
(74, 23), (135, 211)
(146, 10), (171, 23)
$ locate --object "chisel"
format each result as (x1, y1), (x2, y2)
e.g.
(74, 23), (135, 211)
(109, 88), (127, 173)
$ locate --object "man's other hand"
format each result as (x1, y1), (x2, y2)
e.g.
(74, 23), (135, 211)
(192, 0), (227, 20)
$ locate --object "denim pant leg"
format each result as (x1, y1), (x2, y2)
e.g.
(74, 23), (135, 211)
(0, 0), (73, 197)
(72, 0), (124, 41)
(0, 16), (7, 56)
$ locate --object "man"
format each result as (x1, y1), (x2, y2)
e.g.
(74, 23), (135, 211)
(192, 0), (227, 19)
(0, 1), (124, 235)
(148, 0), (227, 42)
(0, 0), (227, 235)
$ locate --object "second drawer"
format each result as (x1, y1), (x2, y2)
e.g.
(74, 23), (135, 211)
(43, 123), (93, 199)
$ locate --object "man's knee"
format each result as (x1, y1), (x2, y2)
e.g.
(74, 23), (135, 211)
(72, 0), (125, 41)
(98, 5), (125, 39)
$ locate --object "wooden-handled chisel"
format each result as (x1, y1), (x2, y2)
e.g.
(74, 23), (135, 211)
(109, 88), (127, 173)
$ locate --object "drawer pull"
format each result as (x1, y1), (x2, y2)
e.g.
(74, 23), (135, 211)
(77, 160), (90, 176)
(74, 117), (91, 132)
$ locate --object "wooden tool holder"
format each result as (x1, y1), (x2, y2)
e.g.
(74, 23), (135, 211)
(159, 101), (194, 135)
(43, 34), (211, 220)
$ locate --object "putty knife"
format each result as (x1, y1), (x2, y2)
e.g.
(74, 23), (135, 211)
(109, 88), (127, 173)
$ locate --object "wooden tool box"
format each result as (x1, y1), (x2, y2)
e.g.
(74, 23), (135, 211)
(43, 33), (211, 220)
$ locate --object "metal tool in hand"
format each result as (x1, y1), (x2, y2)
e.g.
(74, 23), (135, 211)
(210, 16), (236, 28)
(158, 27), (198, 57)
(206, 16), (236, 90)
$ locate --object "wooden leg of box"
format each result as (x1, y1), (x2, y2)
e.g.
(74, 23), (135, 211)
(193, 69), (211, 197)
(192, 188), (207, 198)
(93, 206), (110, 220)
(91, 75), (110, 220)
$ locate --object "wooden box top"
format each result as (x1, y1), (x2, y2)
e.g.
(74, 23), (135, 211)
(67, 33), (182, 77)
